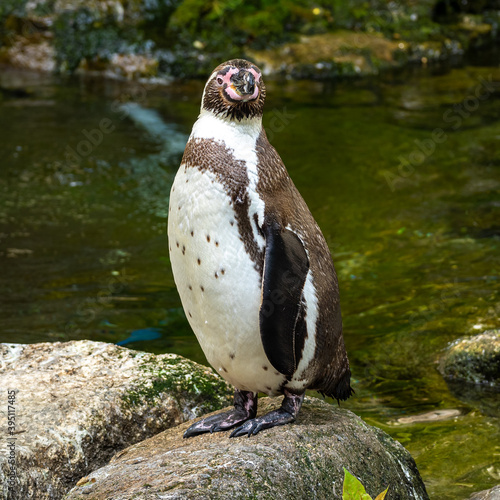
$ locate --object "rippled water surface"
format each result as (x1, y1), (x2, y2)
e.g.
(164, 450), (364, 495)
(1, 61), (499, 499)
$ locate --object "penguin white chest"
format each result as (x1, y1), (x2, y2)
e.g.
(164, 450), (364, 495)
(168, 164), (285, 394)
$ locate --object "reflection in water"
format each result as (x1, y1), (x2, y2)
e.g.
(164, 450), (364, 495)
(445, 380), (500, 419)
(118, 102), (187, 217)
(0, 64), (499, 499)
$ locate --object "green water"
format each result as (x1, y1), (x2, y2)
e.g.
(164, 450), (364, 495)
(1, 62), (499, 499)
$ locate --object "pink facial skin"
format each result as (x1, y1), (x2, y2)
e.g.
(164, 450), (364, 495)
(218, 67), (260, 102)
(248, 68), (261, 83)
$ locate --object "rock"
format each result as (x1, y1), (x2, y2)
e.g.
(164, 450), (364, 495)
(1, 36), (56, 73)
(248, 31), (402, 79)
(65, 397), (429, 500)
(0, 341), (232, 500)
(438, 330), (500, 387)
(52, 0), (126, 20)
(390, 408), (463, 425)
(107, 53), (158, 80)
(469, 485), (500, 499)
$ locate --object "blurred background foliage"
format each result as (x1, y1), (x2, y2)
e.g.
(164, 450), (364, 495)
(0, 0), (499, 78)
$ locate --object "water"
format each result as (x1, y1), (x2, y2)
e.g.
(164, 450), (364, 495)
(1, 62), (499, 499)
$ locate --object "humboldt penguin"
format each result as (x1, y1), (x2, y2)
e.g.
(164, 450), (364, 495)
(168, 59), (352, 438)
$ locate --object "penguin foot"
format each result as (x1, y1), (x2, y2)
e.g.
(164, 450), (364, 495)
(183, 389), (257, 438)
(230, 390), (304, 438)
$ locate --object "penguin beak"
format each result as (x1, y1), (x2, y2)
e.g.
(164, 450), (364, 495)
(230, 70), (256, 100)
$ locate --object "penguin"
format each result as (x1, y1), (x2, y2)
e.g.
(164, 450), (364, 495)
(167, 59), (352, 438)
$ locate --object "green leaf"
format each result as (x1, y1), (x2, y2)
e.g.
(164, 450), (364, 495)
(374, 488), (389, 500)
(342, 468), (372, 500)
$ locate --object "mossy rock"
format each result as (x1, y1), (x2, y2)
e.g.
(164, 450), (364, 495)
(121, 354), (233, 418)
(438, 330), (500, 387)
(248, 31), (402, 79)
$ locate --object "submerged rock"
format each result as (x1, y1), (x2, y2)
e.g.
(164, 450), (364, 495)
(0, 341), (232, 500)
(438, 330), (500, 387)
(65, 397), (429, 500)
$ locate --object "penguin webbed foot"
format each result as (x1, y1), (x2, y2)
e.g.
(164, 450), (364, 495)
(183, 389), (257, 438)
(230, 390), (304, 438)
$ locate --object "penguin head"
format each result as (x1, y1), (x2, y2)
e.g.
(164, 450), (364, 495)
(202, 59), (266, 121)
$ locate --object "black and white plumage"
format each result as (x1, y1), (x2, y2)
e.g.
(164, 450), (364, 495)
(168, 59), (352, 437)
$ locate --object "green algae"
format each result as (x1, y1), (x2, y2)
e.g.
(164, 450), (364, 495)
(121, 355), (232, 414)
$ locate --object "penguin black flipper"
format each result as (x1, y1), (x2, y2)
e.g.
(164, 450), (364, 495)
(259, 219), (309, 377)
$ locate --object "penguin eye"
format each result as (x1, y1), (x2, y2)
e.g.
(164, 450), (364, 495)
(216, 76), (224, 86)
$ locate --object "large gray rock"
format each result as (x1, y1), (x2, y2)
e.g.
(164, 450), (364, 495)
(0, 341), (232, 500)
(65, 397), (429, 500)
(439, 330), (500, 387)
(469, 485), (500, 499)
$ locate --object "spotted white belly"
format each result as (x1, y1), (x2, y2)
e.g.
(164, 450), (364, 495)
(168, 166), (286, 394)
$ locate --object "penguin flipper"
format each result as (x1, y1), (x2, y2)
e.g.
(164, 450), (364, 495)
(259, 220), (309, 377)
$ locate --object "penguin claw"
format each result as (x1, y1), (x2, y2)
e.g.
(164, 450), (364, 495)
(183, 390), (258, 438)
(183, 411), (250, 438)
(229, 420), (258, 438)
(229, 408), (295, 438)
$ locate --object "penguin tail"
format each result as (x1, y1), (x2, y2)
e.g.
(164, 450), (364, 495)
(319, 369), (354, 403)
